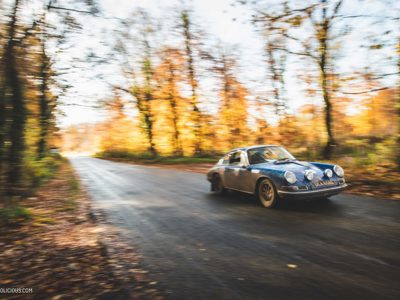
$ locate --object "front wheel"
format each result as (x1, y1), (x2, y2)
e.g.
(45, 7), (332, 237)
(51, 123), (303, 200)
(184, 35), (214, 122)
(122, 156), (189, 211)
(257, 178), (279, 208)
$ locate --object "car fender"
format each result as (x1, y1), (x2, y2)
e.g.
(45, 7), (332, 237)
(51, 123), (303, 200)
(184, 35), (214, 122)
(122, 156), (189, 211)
(253, 169), (287, 194)
(209, 166), (227, 187)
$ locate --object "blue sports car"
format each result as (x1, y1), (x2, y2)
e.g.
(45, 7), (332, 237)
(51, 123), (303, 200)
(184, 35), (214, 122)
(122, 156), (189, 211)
(207, 145), (347, 208)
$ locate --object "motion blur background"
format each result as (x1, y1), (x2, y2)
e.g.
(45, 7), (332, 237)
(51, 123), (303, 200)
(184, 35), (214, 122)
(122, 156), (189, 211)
(0, 0), (399, 198)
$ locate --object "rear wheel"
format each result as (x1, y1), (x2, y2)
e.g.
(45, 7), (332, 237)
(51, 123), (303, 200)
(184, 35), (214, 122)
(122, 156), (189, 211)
(257, 178), (279, 208)
(212, 174), (226, 195)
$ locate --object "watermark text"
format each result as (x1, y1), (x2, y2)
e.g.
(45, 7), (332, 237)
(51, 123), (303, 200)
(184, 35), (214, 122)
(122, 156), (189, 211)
(0, 287), (33, 294)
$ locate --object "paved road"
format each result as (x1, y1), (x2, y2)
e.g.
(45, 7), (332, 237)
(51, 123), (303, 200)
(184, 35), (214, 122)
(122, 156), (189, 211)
(70, 157), (400, 300)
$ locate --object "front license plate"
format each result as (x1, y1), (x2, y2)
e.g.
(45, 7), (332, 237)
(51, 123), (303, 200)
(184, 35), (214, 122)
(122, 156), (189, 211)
(313, 180), (336, 188)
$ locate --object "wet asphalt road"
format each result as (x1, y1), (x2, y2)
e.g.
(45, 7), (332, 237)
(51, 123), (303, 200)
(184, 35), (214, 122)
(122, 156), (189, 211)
(70, 157), (400, 300)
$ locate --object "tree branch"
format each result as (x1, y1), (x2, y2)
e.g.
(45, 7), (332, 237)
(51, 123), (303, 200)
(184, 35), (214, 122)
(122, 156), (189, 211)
(273, 47), (318, 61)
(109, 84), (132, 96)
(340, 87), (389, 95)
(255, 4), (318, 23)
(59, 102), (101, 108)
(48, 5), (96, 15)
(330, 0), (344, 20)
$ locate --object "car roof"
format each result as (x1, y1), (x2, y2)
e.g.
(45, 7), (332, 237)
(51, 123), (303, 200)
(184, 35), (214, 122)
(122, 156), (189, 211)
(229, 145), (281, 153)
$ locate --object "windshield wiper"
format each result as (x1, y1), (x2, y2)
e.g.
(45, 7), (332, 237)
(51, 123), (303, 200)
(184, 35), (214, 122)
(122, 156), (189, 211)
(277, 157), (290, 161)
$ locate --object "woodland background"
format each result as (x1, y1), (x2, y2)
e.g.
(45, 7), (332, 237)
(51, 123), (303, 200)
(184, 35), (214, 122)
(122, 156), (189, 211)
(0, 0), (399, 203)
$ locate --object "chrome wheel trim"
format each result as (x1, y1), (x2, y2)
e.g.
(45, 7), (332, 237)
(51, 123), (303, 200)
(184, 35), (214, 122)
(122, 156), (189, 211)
(259, 180), (275, 207)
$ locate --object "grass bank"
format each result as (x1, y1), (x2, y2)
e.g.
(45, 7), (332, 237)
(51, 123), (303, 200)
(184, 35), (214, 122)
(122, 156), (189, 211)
(0, 153), (63, 226)
(96, 149), (220, 164)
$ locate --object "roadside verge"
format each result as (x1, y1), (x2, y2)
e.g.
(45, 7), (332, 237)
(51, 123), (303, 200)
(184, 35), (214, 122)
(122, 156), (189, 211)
(0, 160), (162, 299)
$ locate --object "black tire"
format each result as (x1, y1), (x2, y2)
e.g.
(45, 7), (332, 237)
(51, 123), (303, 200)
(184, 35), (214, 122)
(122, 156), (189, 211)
(212, 174), (226, 195)
(257, 178), (279, 208)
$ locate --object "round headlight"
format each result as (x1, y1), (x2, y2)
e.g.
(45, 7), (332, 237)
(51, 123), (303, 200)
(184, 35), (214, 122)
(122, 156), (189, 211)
(304, 170), (314, 181)
(284, 171), (297, 184)
(324, 169), (333, 178)
(333, 165), (344, 177)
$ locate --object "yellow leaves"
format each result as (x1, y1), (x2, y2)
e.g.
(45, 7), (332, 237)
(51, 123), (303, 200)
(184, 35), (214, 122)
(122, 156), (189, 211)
(288, 15), (304, 27)
(218, 73), (250, 150)
(0, 279), (14, 284)
(130, 268), (149, 274)
(351, 89), (397, 137)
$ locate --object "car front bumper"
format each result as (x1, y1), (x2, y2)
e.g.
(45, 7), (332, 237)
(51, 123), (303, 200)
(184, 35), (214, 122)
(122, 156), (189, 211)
(277, 184), (348, 200)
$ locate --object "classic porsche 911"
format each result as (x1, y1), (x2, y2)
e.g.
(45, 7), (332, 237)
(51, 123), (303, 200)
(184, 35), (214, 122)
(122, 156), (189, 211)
(207, 145), (347, 208)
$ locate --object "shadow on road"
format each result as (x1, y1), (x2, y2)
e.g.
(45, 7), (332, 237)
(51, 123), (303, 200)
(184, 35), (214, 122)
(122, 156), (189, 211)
(206, 190), (343, 215)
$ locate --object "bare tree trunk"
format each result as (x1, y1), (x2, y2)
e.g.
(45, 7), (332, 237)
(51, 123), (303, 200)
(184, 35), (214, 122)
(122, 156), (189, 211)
(266, 42), (285, 117)
(142, 106), (156, 156)
(4, 0), (26, 195)
(181, 11), (202, 154)
(133, 86), (156, 157)
(321, 65), (335, 159)
(167, 60), (182, 156)
(396, 35), (400, 167)
(142, 51), (157, 156)
(319, 3), (335, 159)
(266, 42), (286, 139)
(37, 39), (50, 159)
(221, 57), (235, 148)
(169, 98), (182, 156)
(0, 75), (6, 199)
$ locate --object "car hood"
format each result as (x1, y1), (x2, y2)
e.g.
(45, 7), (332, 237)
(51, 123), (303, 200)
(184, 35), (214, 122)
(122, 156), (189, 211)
(252, 161), (323, 175)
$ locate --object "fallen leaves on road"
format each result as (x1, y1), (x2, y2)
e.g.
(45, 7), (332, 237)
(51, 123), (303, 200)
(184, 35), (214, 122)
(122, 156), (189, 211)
(0, 162), (162, 300)
(287, 264), (298, 269)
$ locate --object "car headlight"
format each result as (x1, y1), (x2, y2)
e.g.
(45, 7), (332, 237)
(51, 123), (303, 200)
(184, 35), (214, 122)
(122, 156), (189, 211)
(324, 169), (333, 178)
(333, 165), (344, 177)
(304, 170), (314, 181)
(284, 171), (297, 184)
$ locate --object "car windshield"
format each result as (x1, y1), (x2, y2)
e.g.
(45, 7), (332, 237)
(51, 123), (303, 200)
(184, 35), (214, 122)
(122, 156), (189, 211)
(247, 146), (295, 164)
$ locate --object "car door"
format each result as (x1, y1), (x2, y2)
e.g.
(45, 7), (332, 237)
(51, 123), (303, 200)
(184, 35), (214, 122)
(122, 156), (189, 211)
(224, 151), (242, 189)
(226, 151), (255, 192)
(238, 151), (255, 193)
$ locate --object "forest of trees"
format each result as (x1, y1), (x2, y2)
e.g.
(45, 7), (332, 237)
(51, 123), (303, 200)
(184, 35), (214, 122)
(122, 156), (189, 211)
(81, 1), (398, 164)
(0, 0), (97, 200)
(1, 0), (399, 201)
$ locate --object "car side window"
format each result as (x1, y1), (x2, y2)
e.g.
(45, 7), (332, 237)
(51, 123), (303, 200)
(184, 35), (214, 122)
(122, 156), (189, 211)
(229, 151), (242, 165)
(248, 150), (266, 165)
(218, 154), (230, 165)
